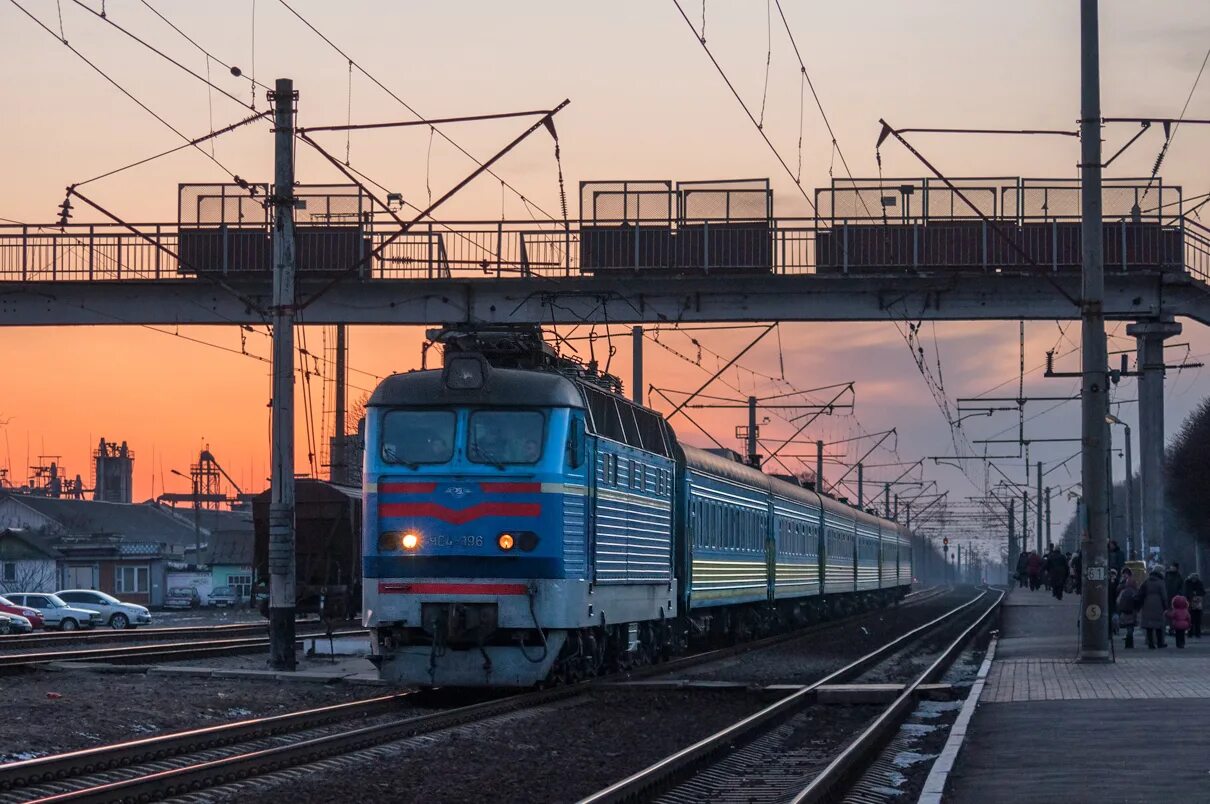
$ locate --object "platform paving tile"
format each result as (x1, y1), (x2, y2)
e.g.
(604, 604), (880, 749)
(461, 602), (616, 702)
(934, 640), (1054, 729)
(945, 588), (1210, 802)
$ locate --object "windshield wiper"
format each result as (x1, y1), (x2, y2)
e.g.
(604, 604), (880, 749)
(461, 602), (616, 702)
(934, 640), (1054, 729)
(473, 446), (507, 470)
(383, 446), (419, 470)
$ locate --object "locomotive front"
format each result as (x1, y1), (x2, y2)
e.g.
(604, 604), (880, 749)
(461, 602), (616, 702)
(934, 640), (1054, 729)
(363, 353), (590, 686)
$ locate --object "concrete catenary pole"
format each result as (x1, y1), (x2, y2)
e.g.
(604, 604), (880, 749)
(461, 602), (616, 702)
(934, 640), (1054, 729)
(631, 325), (643, 405)
(884, 483), (891, 518)
(330, 324), (347, 484)
(269, 78), (298, 671)
(1037, 461), (1044, 548)
(747, 395), (759, 468)
(1123, 422), (1135, 559)
(1008, 498), (1016, 585)
(1045, 488), (1053, 550)
(1079, 0), (1110, 662)
(816, 440), (824, 492)
(1127, 317), (1180, 562)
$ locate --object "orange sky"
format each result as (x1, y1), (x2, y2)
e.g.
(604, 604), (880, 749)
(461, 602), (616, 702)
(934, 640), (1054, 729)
(4, 1), (1210, 563)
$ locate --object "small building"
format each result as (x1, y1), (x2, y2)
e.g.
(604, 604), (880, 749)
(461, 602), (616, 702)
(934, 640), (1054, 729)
(206, 529), (254, 603)
(0, 529), (61, 595)
(0, 492), (201, 606)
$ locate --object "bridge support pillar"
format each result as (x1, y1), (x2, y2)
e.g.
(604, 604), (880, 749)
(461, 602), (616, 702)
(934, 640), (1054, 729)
(1126, 316), (1182, 563)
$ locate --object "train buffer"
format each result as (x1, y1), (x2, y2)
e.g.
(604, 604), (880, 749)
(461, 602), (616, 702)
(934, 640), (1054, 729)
(921, 588), (1210, 802)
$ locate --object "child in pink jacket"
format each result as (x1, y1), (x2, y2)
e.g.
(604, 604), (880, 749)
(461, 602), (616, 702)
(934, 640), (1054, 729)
(1168, 595), (1193, 648)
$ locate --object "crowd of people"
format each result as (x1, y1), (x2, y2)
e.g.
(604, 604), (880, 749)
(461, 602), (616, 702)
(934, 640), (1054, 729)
(1013, 541), (1205, 650)
(1014, 544), (1082, 600)
(1113, 562), (1204, 649)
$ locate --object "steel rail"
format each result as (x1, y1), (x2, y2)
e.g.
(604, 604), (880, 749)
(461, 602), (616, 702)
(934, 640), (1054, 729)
(0, 621), (358, 650)
(20, 686), (585, 803)
(630, 586), (949, 683)
(0, 692), (417, 792)
(0, 629), (367, 669)
(577, 589), (989, 804)
(791, 587), (1005, 802)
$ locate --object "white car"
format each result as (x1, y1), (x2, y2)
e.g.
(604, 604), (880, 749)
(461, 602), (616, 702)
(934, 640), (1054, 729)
(4, 593), (104, 631)
(55, 590), (152, 630)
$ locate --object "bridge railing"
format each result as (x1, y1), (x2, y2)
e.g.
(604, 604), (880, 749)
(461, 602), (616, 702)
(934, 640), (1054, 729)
(0, 215), (1199, 282)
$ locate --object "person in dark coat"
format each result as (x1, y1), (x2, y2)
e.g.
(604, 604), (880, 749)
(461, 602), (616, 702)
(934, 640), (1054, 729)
(1184, 572), (1205, 638)
(1046, 547), (1069, 600)
(1071, 551), (1082, 594)
(1108, 540), (1125, 575)
(1026, 551), (1043, 591)
(1015, 552), (1029, 588)
(1116, 569), (1139, 648)
(1137, 567), (1171, 649)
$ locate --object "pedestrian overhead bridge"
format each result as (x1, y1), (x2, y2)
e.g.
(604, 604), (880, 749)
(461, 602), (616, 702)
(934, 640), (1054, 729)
(3, 176), (1210, 326)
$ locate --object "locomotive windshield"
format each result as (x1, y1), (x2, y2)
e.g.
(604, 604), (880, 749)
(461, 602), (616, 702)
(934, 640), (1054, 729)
(381, 410), (456, 465)
(468, 410), (545, 465)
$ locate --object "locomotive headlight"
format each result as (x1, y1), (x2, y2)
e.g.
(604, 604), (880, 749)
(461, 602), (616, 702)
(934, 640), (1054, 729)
(497, 533), (515, 551)
(401, 531), (420, 550)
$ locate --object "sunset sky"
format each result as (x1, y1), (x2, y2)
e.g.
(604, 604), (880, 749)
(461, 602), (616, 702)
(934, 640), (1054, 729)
(4, 1), (1210, 565)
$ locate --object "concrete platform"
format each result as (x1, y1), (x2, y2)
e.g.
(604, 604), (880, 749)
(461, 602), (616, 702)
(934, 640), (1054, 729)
(939, 587), (1210, 803)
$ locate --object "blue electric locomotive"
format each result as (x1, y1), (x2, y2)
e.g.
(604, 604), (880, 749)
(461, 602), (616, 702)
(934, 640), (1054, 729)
(363, 330), (917, 687)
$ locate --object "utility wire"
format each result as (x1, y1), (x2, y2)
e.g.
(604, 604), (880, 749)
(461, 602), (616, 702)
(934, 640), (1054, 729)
(9, 0), (245, 183)
(67, 0), (256, 111)
(772, 0), (871, 216)
(669, 0), (816, 213)
(138, 0), (270, 90)
(274, 0), (561, 222)
(1145, 42), (1210, 199)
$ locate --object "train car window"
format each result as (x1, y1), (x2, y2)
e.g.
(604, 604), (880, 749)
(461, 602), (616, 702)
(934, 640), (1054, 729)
(468, 410), (545, 465)
(633, 408), (668, 456)
(381, 410), (455, 465)
(618, 403), (641, 448)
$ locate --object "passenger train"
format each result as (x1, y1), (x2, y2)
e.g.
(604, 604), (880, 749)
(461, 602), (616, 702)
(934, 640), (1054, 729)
(362, 329), (923, 686)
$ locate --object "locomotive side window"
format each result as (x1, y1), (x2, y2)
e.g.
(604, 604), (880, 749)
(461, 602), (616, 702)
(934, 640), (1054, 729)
(468, 410), (545, 465)
(381, 410), (455, 465)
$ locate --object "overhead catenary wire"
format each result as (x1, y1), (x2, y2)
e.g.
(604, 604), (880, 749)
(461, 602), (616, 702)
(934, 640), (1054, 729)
(9, 0), (251, 189)
(66, 0), (257, 111)
(772, 0), (870, 216)
(669, 0), (816, 213)
(274, 0), (562, 223)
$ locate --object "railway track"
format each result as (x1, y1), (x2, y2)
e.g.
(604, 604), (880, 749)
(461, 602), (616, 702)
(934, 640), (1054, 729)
(0, 586), (953, 803)
(0, 621), (359, 652)
(579, 587), (1003, 803)
(0, 629), (368, 672)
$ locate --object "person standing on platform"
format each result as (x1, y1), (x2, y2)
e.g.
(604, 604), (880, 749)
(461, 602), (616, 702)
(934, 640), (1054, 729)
(1071, 550), (1083, 594)
(1027, 551), (1043, 591)
(1138, 567), (1171, 649)
(1108, 540), (1125, 575)
(1167, 594), (1192, 648)
(1107, 568), (1119, 634)
(1116, 568), (1139, 648)
(1183, 572), (1205, 638)
(1016, 552), (1029, 588)
(1046, 546), (1069, 601)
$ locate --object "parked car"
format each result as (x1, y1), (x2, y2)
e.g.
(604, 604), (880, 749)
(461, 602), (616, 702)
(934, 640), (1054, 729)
(208, 586), (239, 608)
(0, 595), (45, 629)
(3, 593), (104, 631)
(164, 587), (202, 610)
(56, 590), (152, 629)
(0, 612), (34, 635)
